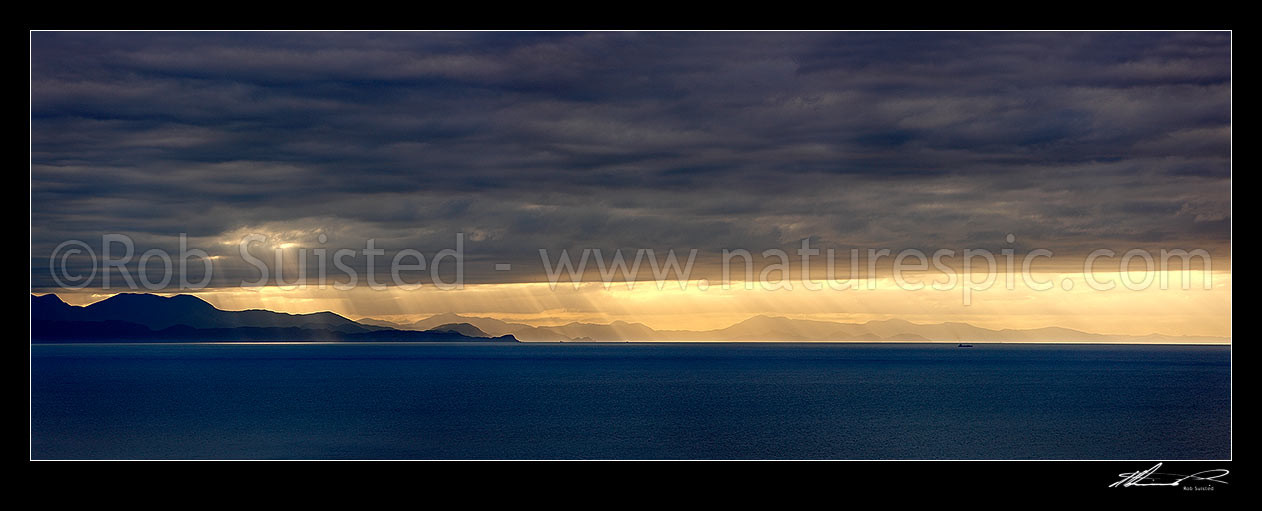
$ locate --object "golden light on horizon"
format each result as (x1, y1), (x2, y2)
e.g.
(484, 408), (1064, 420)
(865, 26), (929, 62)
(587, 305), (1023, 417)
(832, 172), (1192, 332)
(46, 269), (1231, 340)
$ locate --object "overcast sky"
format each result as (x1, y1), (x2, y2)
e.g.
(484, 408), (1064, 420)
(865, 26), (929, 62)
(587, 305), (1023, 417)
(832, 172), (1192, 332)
(31, 31), (1231, 288)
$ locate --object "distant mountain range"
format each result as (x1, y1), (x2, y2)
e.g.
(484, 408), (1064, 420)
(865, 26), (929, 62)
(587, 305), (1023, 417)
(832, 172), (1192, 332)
(30, 292), (1226, 344)
(30, 293), (517, 343)
(358, 311), (1229, 344)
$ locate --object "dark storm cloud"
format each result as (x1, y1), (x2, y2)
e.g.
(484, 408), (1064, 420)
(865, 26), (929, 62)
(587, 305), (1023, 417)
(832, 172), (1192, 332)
(30, 31), (1231, 286)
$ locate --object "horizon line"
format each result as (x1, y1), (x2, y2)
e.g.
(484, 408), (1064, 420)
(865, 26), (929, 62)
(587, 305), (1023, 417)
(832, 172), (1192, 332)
(31, 291), (1231, 342)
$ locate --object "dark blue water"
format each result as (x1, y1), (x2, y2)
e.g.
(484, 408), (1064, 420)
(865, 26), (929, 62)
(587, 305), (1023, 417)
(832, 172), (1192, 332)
(30, 343), (1231, 459)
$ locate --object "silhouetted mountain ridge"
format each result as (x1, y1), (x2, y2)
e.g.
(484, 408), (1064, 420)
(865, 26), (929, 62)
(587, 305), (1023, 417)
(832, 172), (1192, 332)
(33, 293), (1224, 344)
(427, 323), (490, 338)
(57, 293), (371, 332)
(30, 294), (518, 343)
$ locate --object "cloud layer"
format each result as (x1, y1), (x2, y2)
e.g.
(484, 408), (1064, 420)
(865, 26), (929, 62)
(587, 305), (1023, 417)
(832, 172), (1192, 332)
(31, 31), (1231, 287)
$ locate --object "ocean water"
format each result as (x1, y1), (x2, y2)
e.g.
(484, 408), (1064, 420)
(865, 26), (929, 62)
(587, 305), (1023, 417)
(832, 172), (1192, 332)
(30, 343), (1231, 460)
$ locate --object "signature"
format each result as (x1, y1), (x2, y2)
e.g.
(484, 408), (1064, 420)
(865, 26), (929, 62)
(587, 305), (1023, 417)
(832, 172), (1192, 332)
(1110, 463), (1229, 488)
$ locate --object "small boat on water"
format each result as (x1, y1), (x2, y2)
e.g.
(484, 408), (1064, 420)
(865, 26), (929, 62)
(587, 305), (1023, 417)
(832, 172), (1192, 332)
(957, 343), (973, 348)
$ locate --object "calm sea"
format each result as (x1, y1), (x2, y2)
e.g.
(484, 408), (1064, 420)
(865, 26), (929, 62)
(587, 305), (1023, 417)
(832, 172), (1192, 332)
(30, 342), (1230, 460)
